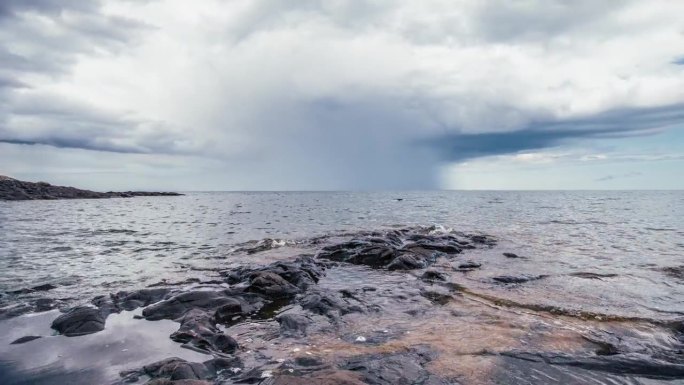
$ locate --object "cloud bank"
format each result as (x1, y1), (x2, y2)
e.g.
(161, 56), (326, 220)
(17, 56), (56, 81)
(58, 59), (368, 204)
(1, 0), (683, 189)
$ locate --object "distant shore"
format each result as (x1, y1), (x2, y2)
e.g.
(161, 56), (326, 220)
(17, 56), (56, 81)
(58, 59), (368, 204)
(0, 175), (182, 201)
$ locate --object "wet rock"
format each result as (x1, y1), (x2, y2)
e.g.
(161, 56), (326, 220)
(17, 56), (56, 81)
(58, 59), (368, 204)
(32, 283), (58, 291)
(500, 350), (684, 379)
(146, 380), (213, 385)
(470, 235), (496, 246)
(403, 234), (464, 254)
(340, 350), (445, 385)
(113, 288), (171, 311)
(294, 356), (325, 367)
(277, 313), (310, 337)
(386, 253), (426, 270)
(170, 309), (238, 354)
(658, 265), (684, 280)
(457, 261), (481, 270)
(142, 358), (212, 380)
(51, 306), (106, 336)
(269, 370), (366, 385)
(10, 335), (42, 344)
(492, 275), (547, 284)
(317, 241), (398, 268)
(421, 270), (448, 281)
(503, 252), (520, 258)
(421, 290), (454, 305)
(247, 272), (301, 299)
(214, 298), (246, 324)
(569, 272), (618, 280)
(142, 290), (238, 320)
(35, 298), (57, 312)
(316, 228), (492, 271)
(300, 291), (363, 318)
(91, 288), (171, 316)
(122, 356), (242, 384)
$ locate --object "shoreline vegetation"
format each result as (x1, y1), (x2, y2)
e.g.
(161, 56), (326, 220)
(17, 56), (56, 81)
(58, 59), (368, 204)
(0, 175), (182, 201)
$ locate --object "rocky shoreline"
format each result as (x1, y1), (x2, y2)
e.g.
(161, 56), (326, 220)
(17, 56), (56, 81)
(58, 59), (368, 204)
(4, 226), (683, 385)
(0, 175), (182, 201)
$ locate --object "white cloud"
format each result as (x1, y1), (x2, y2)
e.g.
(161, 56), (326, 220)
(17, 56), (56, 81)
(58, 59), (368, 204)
(1, 0), (684, 188)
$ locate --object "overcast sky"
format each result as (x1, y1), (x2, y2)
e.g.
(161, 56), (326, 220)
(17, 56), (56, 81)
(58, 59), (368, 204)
(1, 0), (683, 190)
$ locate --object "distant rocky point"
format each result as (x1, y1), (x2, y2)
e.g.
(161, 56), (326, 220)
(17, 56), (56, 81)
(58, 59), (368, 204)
(0, 175), (183, 201)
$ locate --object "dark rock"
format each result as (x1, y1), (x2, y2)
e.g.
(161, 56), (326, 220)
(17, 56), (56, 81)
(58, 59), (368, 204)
(294, 356), (325, 367)
(0, 175), (182, 201)
(270, 370), (366, 385)
(387, 253), (426, 270)
(146, 380), (213, 385)
(492, 275), (547, 284)
(500, 350), (684, 379)
(300, 291), (363, 318)
(318, 241), (398, 268)
(10, 335), (42, 344)
(214, 298), (246, 324)
(278, 313), (310, 337)
(569, 272), (618, 280)
(457, 261), (481, 269)
(421, 290), (453, 305)
(340, 351), (442, 385)
(112, 288), (170, 311)
(503, 252), (520, 258)
(51, 306), (106, 336)
(421, 270), (447, 281)
(143, 358), (211, 380)
(32, 283), (58, 292)
(247, 272), (302, 299)
(35, 298), (57, 312)
(316, 228), (493, 272)
(142, 290), (238, 321)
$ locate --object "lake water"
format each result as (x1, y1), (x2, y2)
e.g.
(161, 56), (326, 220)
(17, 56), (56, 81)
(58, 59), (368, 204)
(0, 191), (682, 384)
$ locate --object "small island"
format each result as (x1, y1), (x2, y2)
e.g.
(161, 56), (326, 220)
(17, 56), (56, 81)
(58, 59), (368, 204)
(0, 175), (183, 201)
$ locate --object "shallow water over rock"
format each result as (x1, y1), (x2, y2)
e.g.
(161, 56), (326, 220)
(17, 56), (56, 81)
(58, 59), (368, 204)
(0, 191), (683, 384)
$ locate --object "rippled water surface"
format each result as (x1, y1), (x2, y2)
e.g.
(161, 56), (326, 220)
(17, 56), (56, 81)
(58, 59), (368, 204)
(1, 191), (681, 317)
(0, 191), (683, 384)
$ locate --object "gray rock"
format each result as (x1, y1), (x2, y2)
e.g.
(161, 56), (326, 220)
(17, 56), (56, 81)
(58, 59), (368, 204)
(277, 313), (310, 337)
(51, 306), (106, 336)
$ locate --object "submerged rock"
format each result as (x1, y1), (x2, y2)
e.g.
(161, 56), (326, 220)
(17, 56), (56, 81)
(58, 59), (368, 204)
(277, 313), (311, 337)
(492, 275), (547, 284)
(340, 350), (449, 385)
(10, 335), (42, 344)
(121, 356), (242, 384)
(456, 261), (481, 270)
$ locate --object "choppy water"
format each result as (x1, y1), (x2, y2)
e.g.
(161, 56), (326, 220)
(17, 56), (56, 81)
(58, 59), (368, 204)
(1, 191), (682, 318)
(0, 191), (683, 384)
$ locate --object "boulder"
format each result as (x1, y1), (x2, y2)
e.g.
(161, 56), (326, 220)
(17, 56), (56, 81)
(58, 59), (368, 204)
(51, 306), (106, 336)
(277, 313), (311, 337)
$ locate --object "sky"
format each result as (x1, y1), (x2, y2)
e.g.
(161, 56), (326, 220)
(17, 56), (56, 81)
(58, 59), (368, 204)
(1, 0), (683, 191)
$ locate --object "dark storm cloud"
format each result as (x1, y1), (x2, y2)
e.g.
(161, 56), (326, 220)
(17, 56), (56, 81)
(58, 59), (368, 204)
(429, 104), (684, 162)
